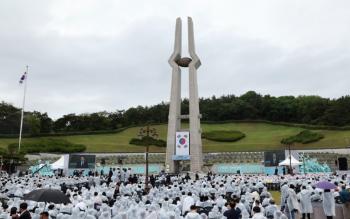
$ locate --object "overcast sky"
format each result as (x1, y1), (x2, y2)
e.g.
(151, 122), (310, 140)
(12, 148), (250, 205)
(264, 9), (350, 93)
(1, 0), (349, 119)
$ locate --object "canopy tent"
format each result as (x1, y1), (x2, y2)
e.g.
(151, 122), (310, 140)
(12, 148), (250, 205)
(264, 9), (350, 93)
(51, 155), (65, 170)
(279, 155), (302, 166)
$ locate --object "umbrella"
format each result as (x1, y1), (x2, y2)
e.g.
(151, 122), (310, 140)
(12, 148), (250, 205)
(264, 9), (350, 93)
(315, 181), (337, 190)
(23, 189), (70, 204)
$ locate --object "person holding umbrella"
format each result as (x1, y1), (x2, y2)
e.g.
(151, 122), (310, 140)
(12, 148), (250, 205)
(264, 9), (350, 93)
(316, 181), (336, 219)
(323, 189), (335, 219)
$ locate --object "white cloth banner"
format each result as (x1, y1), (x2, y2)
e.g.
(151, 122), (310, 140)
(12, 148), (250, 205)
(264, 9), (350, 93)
(175, 131), (190, 156)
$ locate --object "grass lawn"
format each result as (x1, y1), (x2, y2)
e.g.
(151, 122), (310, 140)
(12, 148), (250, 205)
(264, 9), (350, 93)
(1, 122), (350, 152)
(269, 191), (281, 205)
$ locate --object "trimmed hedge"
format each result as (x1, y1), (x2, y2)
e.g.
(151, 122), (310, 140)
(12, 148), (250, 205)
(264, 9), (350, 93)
(281, 130), (324, 144)
(7, 138), (86, 153)
(0, 123), (166, 139)
(202, 130), (246, 142)
(0, 127), (133, 139)
(129, 136), (166, 147)
(202, 119), (350, 130)
(2, 120), (350, 139)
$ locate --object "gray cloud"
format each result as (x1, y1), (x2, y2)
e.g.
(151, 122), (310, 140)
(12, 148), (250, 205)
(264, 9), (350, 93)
(0, 0), (349, 119)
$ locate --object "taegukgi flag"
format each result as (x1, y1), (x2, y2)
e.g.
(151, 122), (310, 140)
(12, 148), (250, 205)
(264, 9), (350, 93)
(175, 131), (190, 156)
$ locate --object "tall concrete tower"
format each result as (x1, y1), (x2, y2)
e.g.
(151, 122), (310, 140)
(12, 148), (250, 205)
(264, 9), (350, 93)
(165, 17), (203, 173)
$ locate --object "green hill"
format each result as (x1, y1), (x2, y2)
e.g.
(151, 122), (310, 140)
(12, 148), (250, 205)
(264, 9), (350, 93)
(1, 122), (350, 153)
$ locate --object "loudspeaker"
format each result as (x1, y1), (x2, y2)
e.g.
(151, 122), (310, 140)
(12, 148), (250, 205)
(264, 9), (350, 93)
(338, 157), (348, 171)
(101, 159), (106, 165)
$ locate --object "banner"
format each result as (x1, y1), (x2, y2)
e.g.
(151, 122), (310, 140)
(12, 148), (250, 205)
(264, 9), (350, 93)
(176, 131), (190, 155)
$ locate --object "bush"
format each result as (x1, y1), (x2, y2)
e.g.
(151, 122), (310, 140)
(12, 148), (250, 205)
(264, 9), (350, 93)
(0, 126), (132, 139)
(129, 136), (166, 147)
(7, 138), (86, 153)
(202, 130), (246, 142)
(0, 147), (7, 155)
(281, 130), (324, 144)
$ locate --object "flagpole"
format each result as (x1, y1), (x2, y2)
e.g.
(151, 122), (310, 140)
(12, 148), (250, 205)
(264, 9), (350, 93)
(18, 65), (28, 152)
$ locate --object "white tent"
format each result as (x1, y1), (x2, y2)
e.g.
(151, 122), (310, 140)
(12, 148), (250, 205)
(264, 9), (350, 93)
(51, 155), (65, 170)
(279, 155), (302, 166)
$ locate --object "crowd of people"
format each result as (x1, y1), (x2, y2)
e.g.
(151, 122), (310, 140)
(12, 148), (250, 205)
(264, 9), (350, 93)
(1, 170), (350, 219)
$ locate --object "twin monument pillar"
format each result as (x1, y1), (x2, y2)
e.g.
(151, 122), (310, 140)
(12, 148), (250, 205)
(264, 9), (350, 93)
(165, 17), (203, 173)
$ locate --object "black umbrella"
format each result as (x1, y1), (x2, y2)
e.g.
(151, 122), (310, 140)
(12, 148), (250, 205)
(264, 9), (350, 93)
(23, 189), (70, 204)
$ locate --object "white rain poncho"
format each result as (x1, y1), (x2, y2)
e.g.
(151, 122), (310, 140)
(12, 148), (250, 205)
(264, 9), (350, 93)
(322, 191), (335, 216)
(297, 189), (313, 214)
(286, 188), (300, 212)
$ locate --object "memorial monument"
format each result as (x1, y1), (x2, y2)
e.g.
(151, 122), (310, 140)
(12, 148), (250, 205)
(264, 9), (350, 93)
(165, 17), (203, 173)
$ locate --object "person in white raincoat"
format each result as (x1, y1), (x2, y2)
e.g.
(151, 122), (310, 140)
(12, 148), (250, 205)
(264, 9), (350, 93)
(182, 192), (195, 215)
(286, 184), (300, 219)
(280, 182), (289, 211)
(252, 206), (267, 219)
(274, 211), (288, 219)
(323, 189), (335, 219)
(185, 205), (201, 219)
(297, 186), (313, 219)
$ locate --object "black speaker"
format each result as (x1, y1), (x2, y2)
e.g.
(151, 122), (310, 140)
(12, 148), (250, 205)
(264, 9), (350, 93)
(101, 158), (106, 165)
(338, 157), (348, 170)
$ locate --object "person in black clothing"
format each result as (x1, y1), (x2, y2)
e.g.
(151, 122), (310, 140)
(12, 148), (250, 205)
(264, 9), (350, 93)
(166, 175), (171, 185)
(223, 202), (241, 219)
(19, 203), (31, 219)
(132, 174), (138, 184)
(60, 182), (67, 194)
(108, 168), (113, 178)
(274, 167), (278, 175)
(150, 175), (155, 187)
(185, 173), (191, 181)
(10, 207), (18, 219)
(88, 170), (93, 176)
(2, 204), (9, 214)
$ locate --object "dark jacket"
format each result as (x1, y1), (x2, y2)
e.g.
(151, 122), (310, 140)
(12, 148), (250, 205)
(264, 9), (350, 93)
(223, 208), (241, 219)
(19, 210), (31, 219)
(340, 189), (350, 203)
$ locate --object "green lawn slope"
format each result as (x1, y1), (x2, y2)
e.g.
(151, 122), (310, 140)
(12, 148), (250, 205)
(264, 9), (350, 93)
(1, 122), (349, 153)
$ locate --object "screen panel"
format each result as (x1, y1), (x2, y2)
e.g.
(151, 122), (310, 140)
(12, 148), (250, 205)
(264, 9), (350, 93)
(264, 151), (285, 167)
(68, 154), (96, 169)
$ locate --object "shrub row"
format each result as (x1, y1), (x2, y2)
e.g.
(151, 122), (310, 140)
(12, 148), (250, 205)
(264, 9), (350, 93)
(281, 130), (324, 144)
(202, 120), (350, 130)
(202, 130), (246, 142)
(2, 120), (349, 139)
(129, 136), (166, 147)
(0, 126), (132, 139)
(7, 138), (86, 153)
(0, 123), (168, 139)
